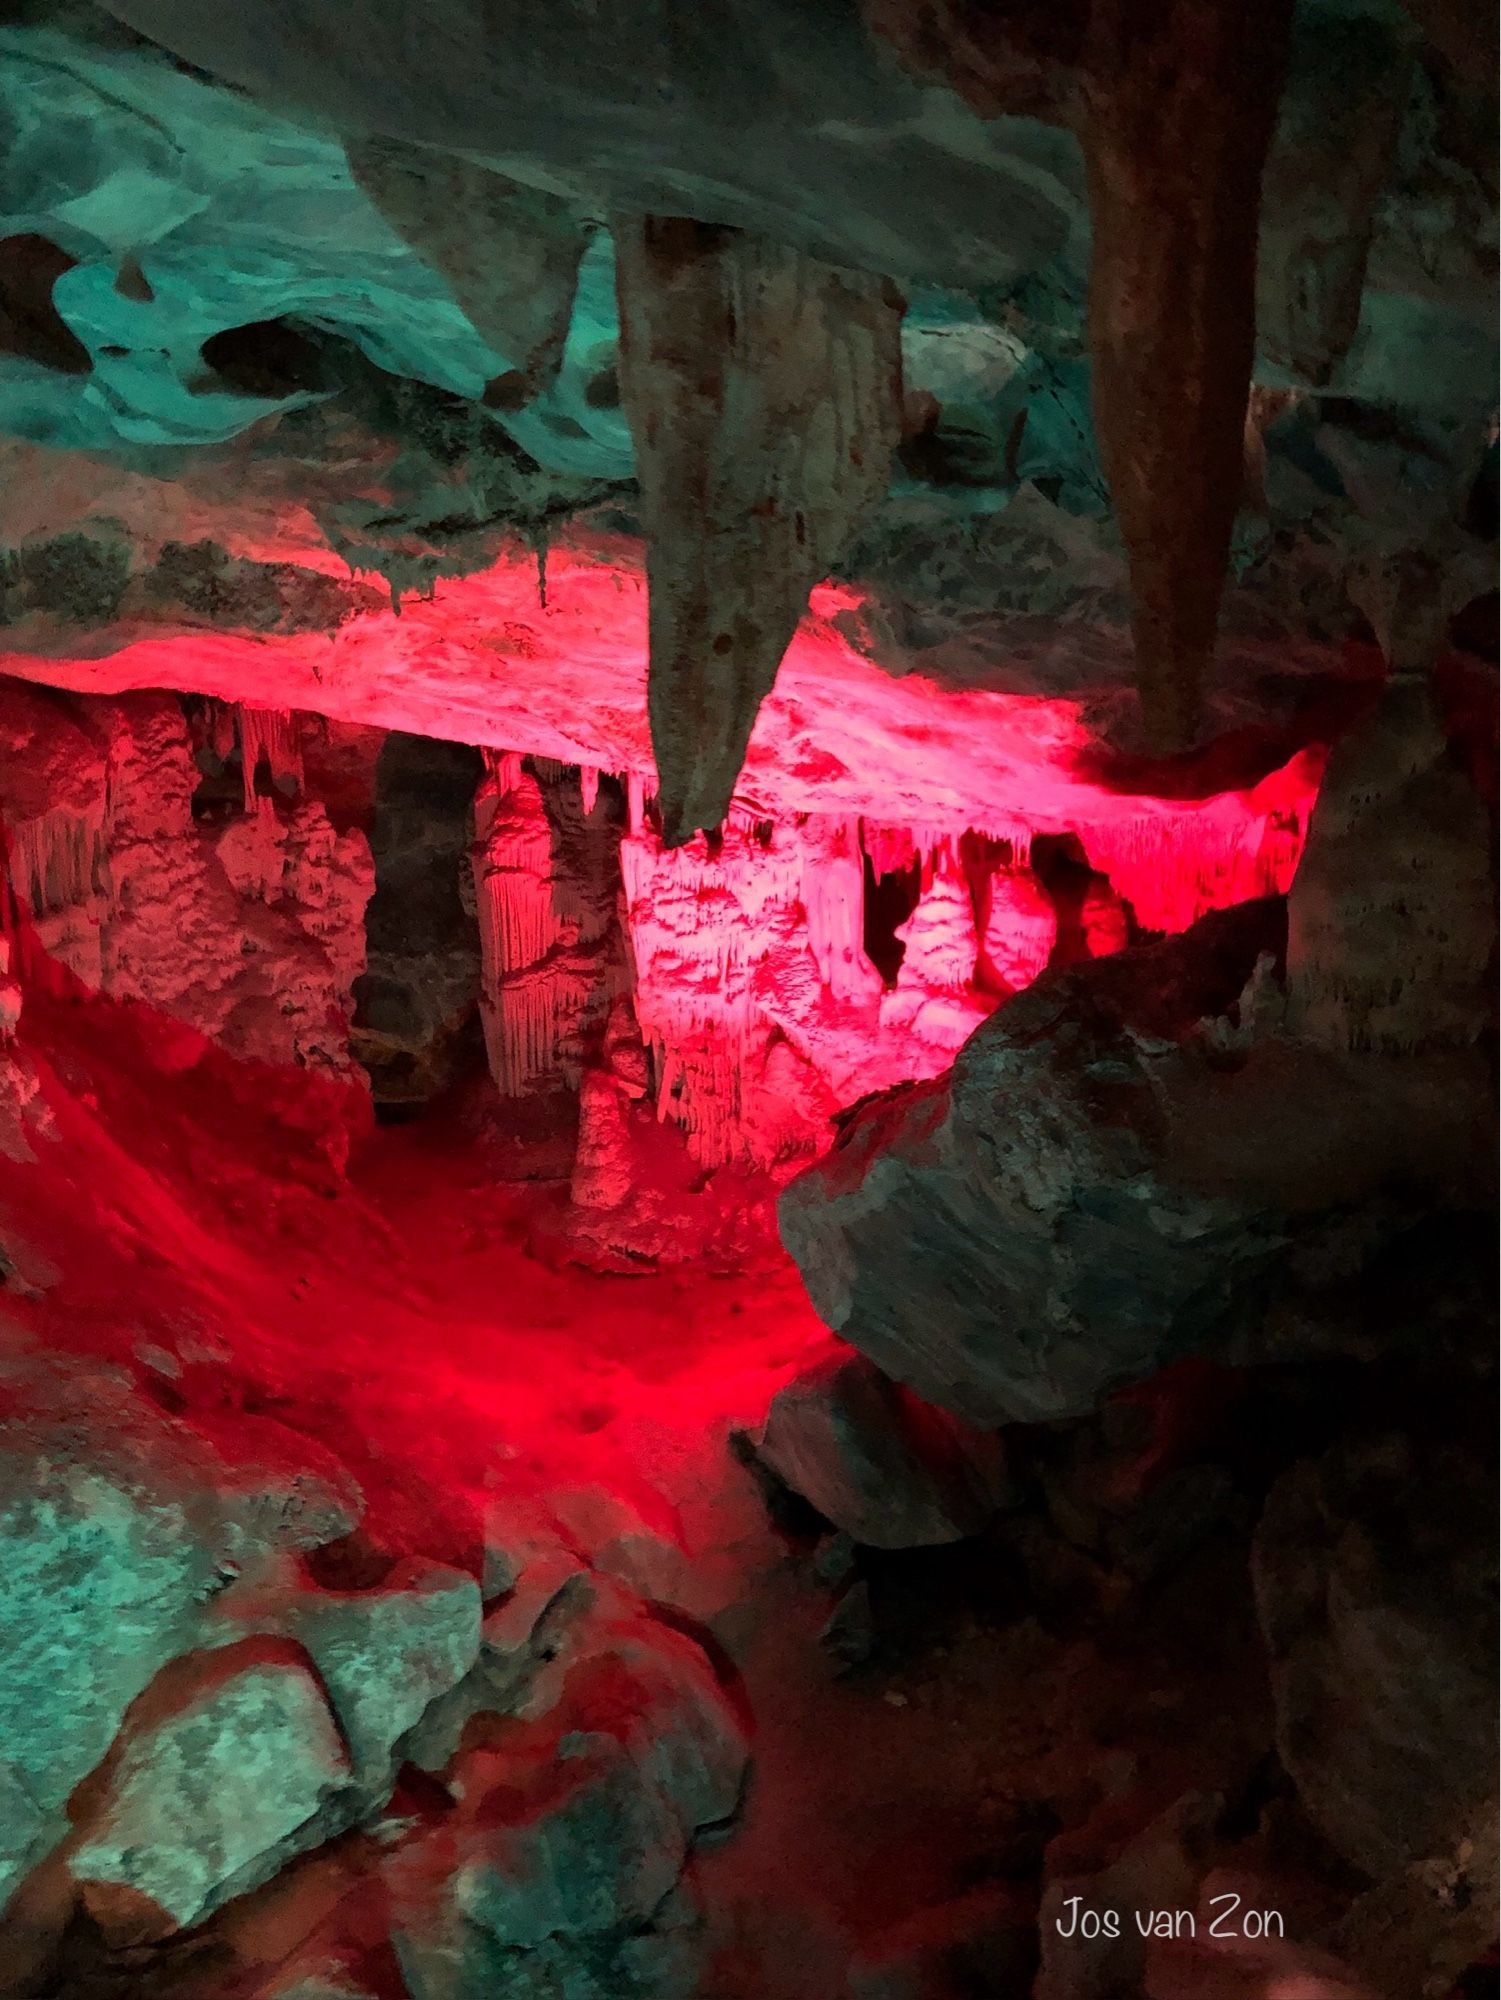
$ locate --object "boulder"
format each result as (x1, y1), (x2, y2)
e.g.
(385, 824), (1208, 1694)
(254, 1558), (481, 1796)
(1252, 1434), (1497, 1891)
(389, 1607), (746, 2000)
(755, 1350), (1009, 1548)
(0, 1347), (359, 1911)
(780, 898), (1492, 1426)
(66, 1640), (351, 1942)
(781, 902), (1287, 1425)
(402, 1559), (597, 1772)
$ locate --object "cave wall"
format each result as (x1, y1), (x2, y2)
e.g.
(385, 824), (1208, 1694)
(0, 680), (373, 1073)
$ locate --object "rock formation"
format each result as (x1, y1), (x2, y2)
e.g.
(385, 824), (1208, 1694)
(0, 4), (1493, 1997)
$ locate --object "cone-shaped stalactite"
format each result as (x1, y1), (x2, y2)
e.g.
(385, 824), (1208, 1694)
(860, 0), (1293, 755)
(614, 217), (904, 846)
(1080, 0), (1292, 751)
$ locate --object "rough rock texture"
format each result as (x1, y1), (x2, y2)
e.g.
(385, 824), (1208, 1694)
(1258, 4), (1417, 385)
(556, 1000), (786, 1269)
(0, 680), (374, 1073)
(1252, 1435), (1497, 1942)
(615, 218), (903, 839)
(0, 1346), (360, 1915)
(977, 861), (1057, 994)
(386, 1497), (747, 2000)
(226, 1558), (483, 1800)
(471, 753), (625, 1098)
(345, 137), (586, 405)
(66, 1642), (353, 1942)
(880, 847), (991, 1055)
(754, 1349), (1010, 1549)
(1286, 670), (1495, 1053)
(1080, 0), (1292, 749)
(780, 895), (1493, 1426)
(0, 475), (1338, 922)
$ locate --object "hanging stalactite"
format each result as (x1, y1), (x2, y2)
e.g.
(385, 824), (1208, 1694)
(614, 215), (905, 844)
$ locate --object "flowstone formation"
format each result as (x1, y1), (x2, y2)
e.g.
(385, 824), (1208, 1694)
(0, 2), (1493, 1998)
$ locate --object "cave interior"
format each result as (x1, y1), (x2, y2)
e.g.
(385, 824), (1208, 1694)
(0, 3), (1496, 1999)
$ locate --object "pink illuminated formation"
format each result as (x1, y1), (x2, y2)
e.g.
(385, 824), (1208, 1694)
(0, 534), (1326, 1182)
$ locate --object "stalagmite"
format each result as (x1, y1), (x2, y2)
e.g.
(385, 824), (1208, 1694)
(890, 853), (979, 993)
(977, 866), (1056, 995)
(801, 818), (874, 1003)
(1079, 875), (1130, 958)
(1081, 0), (1292, 750)
(614, 216), (904, 844)
(880, 848), (989, 1051)
(470, 753), (623, 1096)
(619, 815), (884, 1170)
(471, 755), (566, 1094)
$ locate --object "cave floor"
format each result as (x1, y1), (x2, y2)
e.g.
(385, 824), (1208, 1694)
(0, 986), (1290, 1998)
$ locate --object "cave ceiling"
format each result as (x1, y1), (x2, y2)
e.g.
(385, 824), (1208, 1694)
(0, 0), (1495, 832)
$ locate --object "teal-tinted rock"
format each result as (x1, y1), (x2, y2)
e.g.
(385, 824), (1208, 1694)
(67, 1641), (350, 1939)
(282, 1558), (482, 1794)
(0, 1349), (360, 1912)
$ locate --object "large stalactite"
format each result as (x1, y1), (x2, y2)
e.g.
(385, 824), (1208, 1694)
(1080, 0), (1293, 752)
(862, 0), (1295, 752)
(614, 218), (904, 843)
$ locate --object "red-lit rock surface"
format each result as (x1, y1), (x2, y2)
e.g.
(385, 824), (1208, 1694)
(0, 680), (372, 1073)
(0, 494), (1343, 1214)
(2, 967), (1483, 1998)
(0, 525), (1329, 933)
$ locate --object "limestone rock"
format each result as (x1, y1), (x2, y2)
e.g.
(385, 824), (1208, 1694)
(471, 753), (624, 1098)
(0, 1348), (359, 1912)
(1285, 671), (1494, 1054)
(67, 1641), (351, 1941)
(403, 1558), (595, 1772)
(1251, 1434), (1498, 1889)
(978, 864), (1056, 994)
(389, 1607), (746, 2000)
(1258, 4), (1417, 385)
(780, 901), (1292, 1426)
(754, 1350), (1009, 1549)
(781, 890), (1493, 1426)
(263, 1558), (482, 1796)
(345, 137), (585, 402)
(615, 216), (903, 840)
(0, 683), (375, 1074)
